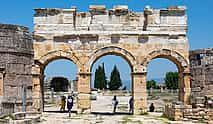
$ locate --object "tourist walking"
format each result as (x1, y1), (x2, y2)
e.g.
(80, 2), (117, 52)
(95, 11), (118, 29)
(60, 96), (66, 112)
(129, 97), (133, 114)
(67, 95), (74, 117)
(112, 95), (118, 113)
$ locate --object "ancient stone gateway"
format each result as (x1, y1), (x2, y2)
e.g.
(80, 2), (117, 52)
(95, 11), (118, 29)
(32, 5), (190, 114)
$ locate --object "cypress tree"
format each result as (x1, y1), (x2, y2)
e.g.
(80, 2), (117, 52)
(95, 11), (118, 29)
(94, 63), (107, 90)
(109, 65), (122, 90)
(94, 65), (101, 89)
(101, 63), (107, 89)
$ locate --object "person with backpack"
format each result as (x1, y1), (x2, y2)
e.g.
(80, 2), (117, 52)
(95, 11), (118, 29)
(112, 95), (118, 113)
(67, 95), (74, 117)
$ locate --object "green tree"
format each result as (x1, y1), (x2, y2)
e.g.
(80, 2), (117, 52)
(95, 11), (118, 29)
(101, 63), (107, 89)
(94, 63), (107, 90)
(147, 80), (157, 89)
(165, 72), (178, 90)
(94, 65), (101, 89)
(109, 65), (122, 90)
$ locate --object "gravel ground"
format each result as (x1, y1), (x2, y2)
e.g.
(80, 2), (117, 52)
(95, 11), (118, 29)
(40, 94), (198, 124)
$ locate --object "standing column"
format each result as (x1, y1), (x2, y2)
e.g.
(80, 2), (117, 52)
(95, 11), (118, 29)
(77, 72), (91, 113)
(32, 64), (43, 112)
(132, 69), (147, 114)
(181, 70), (191, 105)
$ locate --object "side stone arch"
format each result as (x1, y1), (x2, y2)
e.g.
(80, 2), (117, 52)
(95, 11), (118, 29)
(32, 50), (82, 112)
(142, 49), (189, 71)
(37, 50), (81, 69)
(142, 49), (191, 104)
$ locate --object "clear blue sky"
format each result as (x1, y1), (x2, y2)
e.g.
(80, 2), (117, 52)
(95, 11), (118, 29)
(1, 0), (212, 87)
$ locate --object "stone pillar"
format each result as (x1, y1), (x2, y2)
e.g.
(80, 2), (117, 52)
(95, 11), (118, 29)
(179, 70), (191, 105)
(77, 72), (91, 113)
(132, 67), (147, 114)
(32, 64), (43, 112)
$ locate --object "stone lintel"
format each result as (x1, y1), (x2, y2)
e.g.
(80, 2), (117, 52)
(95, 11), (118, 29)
(78, 72), (92, 76)
(89, 5), (106, 13)
(79, 34), (98, 38)
(35, 30), (186, 36)
(167, 6), (186, 11)
(113, 5), (128, 11)
(131, 72), (147, 75)
(34, 8), (61, 16)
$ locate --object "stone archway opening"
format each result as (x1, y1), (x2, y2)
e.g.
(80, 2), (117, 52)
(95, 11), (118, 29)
(146, 58), (179, 112)
(84, 46), (137, 114)
(42, 58), (78, 112)
(143, 49), (191, 108)
(90, 55), (133, 114)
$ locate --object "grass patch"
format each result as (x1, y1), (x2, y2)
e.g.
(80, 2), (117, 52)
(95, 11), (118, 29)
(140, 111), (148, 115)
(0, 114), (15, 120)
(122, 115), (133, 123)
(159, 113), (172, 121)
(198, 118), (205, 124)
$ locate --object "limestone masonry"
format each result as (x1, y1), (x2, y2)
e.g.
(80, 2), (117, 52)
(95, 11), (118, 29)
(1, 5), (212, 121)
(32, 5), (190, 114)
(190, 48), (213, 106)
(0, 24), (34, 114)
(164, 49), (213, 122)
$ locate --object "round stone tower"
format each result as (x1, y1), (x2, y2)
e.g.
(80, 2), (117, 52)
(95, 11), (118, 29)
(0, 24), (33, 114)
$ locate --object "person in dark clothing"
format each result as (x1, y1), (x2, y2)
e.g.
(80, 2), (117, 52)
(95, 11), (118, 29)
(112, 95), (118, 113)
(204, 96), (208, 108)
(129, 97), (133, 114)
(67, 95), (74, 116)
(149, 103), (155, 112)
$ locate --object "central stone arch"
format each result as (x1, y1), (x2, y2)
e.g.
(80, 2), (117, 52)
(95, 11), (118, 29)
(75, 46), (137, 113)
(87, 46), (137, 71)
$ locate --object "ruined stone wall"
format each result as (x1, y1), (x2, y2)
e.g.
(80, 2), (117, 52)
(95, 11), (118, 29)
(164, 48), (213, 122)
(165, 103), (213, 122)
(190, 48), (213, 106)
(0, 24), (34, 114)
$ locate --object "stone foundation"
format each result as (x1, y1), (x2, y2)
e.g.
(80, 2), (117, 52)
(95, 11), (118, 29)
(165, 102), (213, 123)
